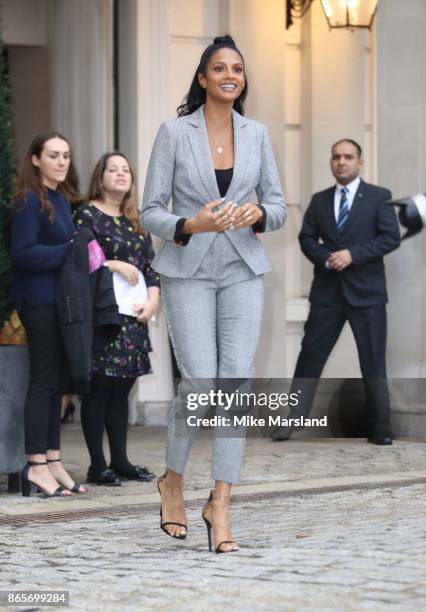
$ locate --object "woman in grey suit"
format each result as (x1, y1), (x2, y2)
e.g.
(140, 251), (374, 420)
(142, 35), (286, 553)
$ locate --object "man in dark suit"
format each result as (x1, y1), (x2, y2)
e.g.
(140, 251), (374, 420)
(273, 139), (401, 444)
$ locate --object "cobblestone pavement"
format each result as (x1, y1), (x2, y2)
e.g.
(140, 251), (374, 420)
(1, 483), (426, 611)
(1, 428), (426, 611)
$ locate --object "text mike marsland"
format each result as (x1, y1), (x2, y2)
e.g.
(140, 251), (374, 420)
(186, 415), (328, 428)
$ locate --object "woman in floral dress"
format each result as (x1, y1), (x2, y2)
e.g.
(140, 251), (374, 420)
(74, 152), (160, 486)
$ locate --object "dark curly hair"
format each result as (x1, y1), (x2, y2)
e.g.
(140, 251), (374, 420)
(177, 35), (248, 117)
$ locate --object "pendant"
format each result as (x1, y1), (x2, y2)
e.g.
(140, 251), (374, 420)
(217, 147), (223, 154)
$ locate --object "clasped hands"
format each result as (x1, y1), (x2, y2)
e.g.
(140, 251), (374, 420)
(184, 198), (263, 234)
(327, 249), (353, 272)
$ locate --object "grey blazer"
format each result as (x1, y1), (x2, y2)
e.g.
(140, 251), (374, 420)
(141, 105), (287, 277)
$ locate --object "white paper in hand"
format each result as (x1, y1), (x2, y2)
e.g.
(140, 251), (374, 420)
(112, 271), (149, 318)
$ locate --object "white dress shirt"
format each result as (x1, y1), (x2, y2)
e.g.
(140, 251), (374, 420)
(324, 176), (361, 269)
(333, 176), (361, 222)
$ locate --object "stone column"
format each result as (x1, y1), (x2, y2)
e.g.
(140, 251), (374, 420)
(118, 0), (175, 417)
(296, 0), (372, 378)
(228, 0), (287, 377)
(376, 0), (426, 435)
(49, 0), (114, 191)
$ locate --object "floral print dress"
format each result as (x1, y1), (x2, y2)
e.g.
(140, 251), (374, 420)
(74, 203), (160, 378)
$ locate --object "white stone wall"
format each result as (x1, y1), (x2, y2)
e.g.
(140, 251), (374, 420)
(0, 0), (48, 45)
(3, 0), (424, 413)
(49, 0), (114, 191)
(376, 0), (426, 379)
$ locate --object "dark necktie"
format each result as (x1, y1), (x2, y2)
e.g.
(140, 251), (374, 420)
(336, 187), (349, 232)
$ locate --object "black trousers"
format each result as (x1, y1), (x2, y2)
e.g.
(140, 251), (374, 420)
(19, 303), (69, 455)
(291, 291), (392, 437)
(80, 375), (135, 473)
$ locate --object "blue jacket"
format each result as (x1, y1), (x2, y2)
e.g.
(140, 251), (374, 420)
(10, 188), (75, 310)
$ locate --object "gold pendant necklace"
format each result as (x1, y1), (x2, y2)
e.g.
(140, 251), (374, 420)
(208, 125), (231, 155)
(211, 135), (224, 154)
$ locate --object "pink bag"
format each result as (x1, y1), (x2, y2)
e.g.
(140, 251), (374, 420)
(87, 239), (106, 273)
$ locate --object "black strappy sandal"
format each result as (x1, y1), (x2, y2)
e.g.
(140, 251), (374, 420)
(202, 490), (239, 554)
(157, 474), (187, 540)
(47, 458), (87, 493)
(21, 460), (67, 498)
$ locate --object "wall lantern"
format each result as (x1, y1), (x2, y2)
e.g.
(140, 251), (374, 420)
(321, 0), (378, 30)
(286, 0), (314, 29)
(286, 0), (378, 30)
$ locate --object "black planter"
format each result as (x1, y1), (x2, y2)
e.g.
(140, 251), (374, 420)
(328, 378), (372, 438)
(0, 345), (28, 475)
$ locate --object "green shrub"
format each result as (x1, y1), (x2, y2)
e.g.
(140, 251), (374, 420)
(0, 35), (16, 330)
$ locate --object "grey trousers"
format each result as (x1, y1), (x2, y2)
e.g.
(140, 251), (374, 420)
(161, 233), (264, 483)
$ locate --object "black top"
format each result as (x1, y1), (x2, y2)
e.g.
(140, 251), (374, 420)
(174, 165), (266, 245)
(10, 188), (75, 309)
(215, 167), (233, 198)
(74, 203), (160, 289)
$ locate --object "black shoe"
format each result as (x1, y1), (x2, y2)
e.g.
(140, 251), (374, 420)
(157, 474), (187, 540)
(202, 490), (239, 554)
(367, 436), (393, 445)
(47, 458), (88, 493)
(21, 461), (67, 498)
(86, 467), (122, 486)
(111, 464), (156, 482)
(271, 426), (294, 441)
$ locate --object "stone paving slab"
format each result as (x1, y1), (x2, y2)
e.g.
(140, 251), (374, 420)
(1, 427), (426, 514)
(2, 470), (426, 521)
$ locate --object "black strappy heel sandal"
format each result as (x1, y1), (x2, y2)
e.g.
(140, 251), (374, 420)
(157, 474), (187, 540)
(47, 458), (87, 493)
(202, 490), (239, 554)
(21, 460), (66, 498)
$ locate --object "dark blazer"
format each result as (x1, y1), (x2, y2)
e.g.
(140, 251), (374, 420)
(299, 180), (400, 307)
(56, 227), (120, 391)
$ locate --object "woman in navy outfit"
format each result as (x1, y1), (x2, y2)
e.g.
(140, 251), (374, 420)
(10, 131), (87, 497)
(74, 152), (160, 486)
